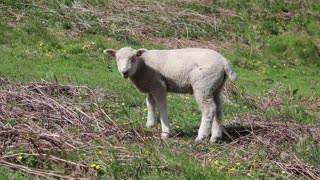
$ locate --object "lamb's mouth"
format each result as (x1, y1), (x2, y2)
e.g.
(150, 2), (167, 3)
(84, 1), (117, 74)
(122, 71), (129, 78)
(122, 74), (129, 79)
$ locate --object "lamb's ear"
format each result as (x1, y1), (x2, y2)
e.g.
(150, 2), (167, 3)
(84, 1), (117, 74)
(136, 49), (147, 57)
(103, 49), (116, 57)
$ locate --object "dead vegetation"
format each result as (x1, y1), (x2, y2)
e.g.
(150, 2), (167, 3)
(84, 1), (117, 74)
(193, 117), (320, 179)
(198, 83), (320, 179)
(0, 78), (143, 179)
(0, 78), (319, 179)
(3, 0), (237, 49)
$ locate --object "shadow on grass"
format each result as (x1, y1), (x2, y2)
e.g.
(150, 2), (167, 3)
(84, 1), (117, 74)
(172, 123), (253, 143)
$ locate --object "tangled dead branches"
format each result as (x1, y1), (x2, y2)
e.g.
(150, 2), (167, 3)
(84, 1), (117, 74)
(0, 78), (143, 178)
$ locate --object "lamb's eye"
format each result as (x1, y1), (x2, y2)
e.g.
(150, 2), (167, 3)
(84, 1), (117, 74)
(130, 57), (136, 62)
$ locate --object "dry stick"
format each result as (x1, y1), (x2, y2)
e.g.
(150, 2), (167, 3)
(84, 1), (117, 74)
(98, 105), (120, 127)
(0, 161), (69, 179)
(292, 153), (319, 180)
(221, 125), (234, 141)
(74, 106), (100, 127)
(0, 153), (87, 168)
(125, 117), (145, 142)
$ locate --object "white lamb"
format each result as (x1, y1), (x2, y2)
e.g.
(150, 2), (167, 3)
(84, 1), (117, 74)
(103, 47), (237, 143)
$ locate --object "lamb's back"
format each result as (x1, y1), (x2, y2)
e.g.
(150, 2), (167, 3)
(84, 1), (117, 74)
(141, 48), (226, 93)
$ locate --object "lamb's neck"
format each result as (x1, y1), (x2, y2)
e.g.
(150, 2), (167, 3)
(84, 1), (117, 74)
(129, 60), (148, 90)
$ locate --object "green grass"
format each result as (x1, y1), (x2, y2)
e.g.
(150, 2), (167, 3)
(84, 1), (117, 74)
(0, 168), (29, 180)
(0, 0), (319, 179)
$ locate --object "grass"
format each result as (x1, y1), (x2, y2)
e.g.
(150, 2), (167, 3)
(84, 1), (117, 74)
(0, 0), (319, 179)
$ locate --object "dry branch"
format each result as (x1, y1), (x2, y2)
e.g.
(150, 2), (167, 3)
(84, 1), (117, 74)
(0, 78), (143, 178)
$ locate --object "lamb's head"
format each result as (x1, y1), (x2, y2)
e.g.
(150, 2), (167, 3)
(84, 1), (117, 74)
(103, 47), (147, 78)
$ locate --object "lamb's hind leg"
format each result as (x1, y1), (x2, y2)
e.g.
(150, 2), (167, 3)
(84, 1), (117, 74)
(195, 94), (216, 142)
(146, 94), (157, 128)
(210, 94), (223, 143)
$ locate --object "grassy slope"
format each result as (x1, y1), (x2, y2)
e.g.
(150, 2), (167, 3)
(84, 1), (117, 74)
(0, 0), (319, 179)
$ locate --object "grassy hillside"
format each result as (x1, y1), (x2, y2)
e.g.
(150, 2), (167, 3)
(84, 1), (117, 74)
(0, 0), (319, 179)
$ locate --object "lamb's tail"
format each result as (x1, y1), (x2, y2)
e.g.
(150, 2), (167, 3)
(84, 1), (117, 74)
(224, 62), (238, 82)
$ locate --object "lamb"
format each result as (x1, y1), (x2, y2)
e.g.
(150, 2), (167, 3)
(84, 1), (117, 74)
(103, 47), (237, 143)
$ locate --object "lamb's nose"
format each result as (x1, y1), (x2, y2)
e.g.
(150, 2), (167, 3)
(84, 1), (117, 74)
(122, 71), (129, 78)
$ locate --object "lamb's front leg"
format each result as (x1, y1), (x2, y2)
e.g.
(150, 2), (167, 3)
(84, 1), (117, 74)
(153, 92), (170, 139)
(146, 94), (157, 128)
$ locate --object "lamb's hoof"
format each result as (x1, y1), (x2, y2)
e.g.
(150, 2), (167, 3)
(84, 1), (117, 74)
(210, 135), (222, 143)
(209, 137), (218, 143)
(146, 123), (155, 128)
(161, 132), (170, 139)
(146, 121), (156, 128)
(194, 135), (205, 142)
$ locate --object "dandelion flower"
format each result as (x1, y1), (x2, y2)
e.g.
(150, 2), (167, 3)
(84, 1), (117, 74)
(90, 163), (97, 168)
(214, 160), (219, 165)
(229, 167), (236, 172)
(95, 165), (101, 170)
(281, 170), (286, 174)
(17, 155), (23, 160)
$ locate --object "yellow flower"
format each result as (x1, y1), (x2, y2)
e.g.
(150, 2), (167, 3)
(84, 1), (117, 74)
(95, 165), (101, 170)
(98, 151), (103, 155)
(175, 125), (180, 129)
(185, 96), (190, 100)
(17, 155), (23, 160)
(214, 160), (219, 165)
(235, 162), (241, 166)
(121, 103), (125, 106)
(90, 163), (96, 168)
(281, 170), (286, 174)
(229, 167), (236, 172)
